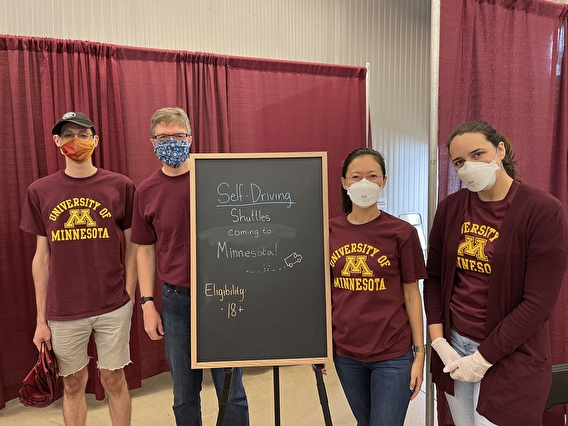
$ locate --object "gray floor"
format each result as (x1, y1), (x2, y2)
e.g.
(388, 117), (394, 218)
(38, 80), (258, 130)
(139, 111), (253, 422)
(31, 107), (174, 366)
(0, 363), (437, 425)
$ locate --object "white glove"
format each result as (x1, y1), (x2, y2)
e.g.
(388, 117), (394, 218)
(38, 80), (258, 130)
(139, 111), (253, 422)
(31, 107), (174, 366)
(431, 337), (461, 366)
(443, 350), (492, 382)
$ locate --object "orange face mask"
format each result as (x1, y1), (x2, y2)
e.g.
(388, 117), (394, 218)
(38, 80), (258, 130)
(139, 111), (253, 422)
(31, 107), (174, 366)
(59, 137), (95, 162)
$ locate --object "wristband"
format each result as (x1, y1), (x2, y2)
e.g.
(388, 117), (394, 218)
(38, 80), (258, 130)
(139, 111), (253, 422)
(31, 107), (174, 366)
(413, 345), (427, 353)
(140, 296), (154, 305)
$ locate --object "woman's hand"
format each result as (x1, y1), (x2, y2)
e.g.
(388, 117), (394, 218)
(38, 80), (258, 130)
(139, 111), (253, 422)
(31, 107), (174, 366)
(409, 353), (424, 400)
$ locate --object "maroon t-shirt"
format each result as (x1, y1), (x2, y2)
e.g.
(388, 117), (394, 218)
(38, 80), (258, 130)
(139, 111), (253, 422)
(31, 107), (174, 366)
(329, 211), (427, 362)
(131, 169), (190, 287)
(20, 169), (134, 320)
(451, 180), (519, 341)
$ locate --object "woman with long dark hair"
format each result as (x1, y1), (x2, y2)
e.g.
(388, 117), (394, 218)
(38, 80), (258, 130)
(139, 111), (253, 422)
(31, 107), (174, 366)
(329, 148), (427, 426)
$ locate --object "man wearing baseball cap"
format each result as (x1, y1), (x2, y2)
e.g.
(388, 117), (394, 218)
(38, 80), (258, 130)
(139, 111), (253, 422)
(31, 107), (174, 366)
(20, 111), (137, 425)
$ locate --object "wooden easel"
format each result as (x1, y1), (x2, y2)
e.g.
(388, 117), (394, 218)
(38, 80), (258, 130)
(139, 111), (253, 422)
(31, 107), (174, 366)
(216, 365), (333, 426)
(216, 368), (234, 426)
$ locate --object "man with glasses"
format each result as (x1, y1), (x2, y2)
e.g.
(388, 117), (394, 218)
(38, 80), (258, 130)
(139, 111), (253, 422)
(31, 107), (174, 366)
(131, 107), (249, 426)
(20, 111), (137, 426)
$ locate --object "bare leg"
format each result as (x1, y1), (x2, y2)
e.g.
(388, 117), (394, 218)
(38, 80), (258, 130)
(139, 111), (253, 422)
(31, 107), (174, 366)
(100, 368), (131, 426)
(62, 366), (89, 426)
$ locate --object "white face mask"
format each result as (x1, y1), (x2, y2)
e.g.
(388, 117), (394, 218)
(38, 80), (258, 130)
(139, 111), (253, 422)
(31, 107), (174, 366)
(457, 151), (501, 192)
(347, 178), (382, 208)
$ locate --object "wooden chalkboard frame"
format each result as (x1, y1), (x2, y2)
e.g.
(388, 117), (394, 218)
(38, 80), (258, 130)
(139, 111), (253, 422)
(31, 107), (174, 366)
(190, 152), (332, 368)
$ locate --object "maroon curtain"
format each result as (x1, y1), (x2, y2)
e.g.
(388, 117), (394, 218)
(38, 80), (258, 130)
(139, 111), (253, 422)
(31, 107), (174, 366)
(438, 1), (568, 425)
(0, 34), (366, 409)
(0, 35), (142, 405)
(226, 56), (367, 216)
(116, 47), (232, 381)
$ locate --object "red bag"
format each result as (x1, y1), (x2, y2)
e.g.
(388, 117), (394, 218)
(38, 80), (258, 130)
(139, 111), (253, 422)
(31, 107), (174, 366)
(19, 342), (60, 408)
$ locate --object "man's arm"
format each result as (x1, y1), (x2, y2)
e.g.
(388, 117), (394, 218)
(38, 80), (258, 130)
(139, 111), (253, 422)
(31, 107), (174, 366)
(122, 228), (138, 303)
(137, 243), (164, 340)
(32, 235), (51, 350)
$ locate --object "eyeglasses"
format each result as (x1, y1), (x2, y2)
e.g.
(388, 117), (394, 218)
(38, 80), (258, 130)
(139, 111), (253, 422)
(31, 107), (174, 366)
(60, 131), (93, 141)
(153, 133), (191, 142)
(346, 173), (385, 183)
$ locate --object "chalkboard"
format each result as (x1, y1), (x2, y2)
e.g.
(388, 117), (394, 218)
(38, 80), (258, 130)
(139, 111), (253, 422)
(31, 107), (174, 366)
(189, 152), (332, 368)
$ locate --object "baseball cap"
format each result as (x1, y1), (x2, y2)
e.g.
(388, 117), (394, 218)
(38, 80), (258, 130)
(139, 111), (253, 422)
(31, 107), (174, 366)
(52, 112), (96, 135)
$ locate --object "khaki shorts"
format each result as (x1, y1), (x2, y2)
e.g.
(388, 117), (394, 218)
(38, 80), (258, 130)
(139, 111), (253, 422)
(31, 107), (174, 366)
(48, 301), (133, 376)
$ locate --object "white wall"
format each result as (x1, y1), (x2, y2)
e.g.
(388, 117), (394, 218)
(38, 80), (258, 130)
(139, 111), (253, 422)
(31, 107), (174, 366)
(1, 0), (432, 228)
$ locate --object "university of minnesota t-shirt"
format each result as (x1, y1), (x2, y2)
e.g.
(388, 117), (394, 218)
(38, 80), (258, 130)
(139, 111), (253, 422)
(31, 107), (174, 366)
(329, 211), (427, 362)
(20, 169), (134, 320)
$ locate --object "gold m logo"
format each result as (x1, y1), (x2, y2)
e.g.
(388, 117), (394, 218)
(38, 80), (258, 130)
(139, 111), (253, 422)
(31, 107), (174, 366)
(64, 209), (97, 228)
(457, 235), (488, 261)
(341, 255), (373, 277)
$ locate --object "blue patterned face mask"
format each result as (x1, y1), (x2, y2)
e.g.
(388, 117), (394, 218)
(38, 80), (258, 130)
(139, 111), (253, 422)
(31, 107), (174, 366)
(153, 140), (191, 168)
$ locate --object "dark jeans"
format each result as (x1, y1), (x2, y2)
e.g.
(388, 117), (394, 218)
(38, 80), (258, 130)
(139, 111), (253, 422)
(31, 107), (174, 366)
(334, 351), (413, 426)
(161, 283), (250, 426)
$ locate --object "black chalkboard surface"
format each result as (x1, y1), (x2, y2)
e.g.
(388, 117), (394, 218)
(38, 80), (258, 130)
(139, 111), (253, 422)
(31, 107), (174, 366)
(190, 153), (332, 368)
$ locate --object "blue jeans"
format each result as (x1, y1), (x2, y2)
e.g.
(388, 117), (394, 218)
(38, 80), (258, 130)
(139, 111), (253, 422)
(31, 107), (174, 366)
(444, 329), (497, 426)
(161, 284), (250, 426)
(333, 351), (413, 426)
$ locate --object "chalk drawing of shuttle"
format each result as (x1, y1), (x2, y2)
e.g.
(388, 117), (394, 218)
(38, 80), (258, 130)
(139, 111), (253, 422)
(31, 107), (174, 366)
(284, 252), (303, 267)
